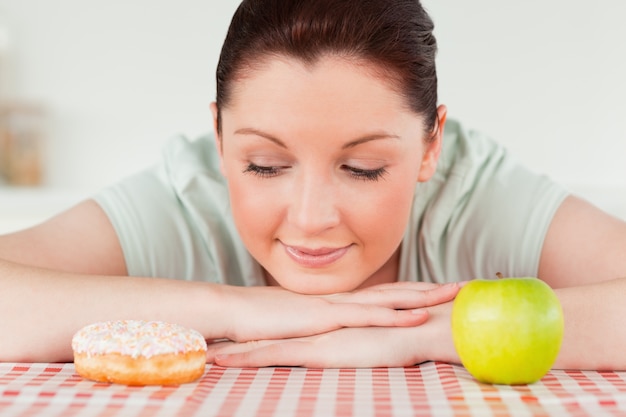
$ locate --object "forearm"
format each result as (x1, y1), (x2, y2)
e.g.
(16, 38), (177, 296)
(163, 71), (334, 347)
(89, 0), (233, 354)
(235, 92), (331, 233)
(0, 259), (224, 362)
(1, 258), (439, 364)
(553, 277), (626, 370)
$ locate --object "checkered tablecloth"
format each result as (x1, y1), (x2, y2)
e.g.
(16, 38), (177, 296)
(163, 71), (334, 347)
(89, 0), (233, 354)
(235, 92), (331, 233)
(2, 362), (626, 416)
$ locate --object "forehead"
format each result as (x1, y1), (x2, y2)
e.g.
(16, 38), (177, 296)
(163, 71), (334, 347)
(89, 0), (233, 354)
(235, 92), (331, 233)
(219, 55), (426, 142)
(226, 54), (412, 112)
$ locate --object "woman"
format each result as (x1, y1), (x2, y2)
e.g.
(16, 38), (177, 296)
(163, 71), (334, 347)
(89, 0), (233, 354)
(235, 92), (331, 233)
(1, 0), (625, 369)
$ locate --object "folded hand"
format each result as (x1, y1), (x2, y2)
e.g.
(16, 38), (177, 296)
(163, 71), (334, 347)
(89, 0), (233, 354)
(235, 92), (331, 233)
(210, 282), (460, 366)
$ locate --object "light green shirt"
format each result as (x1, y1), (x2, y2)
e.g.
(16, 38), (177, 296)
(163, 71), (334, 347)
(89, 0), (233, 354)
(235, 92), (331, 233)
(93, 119), (568, 285)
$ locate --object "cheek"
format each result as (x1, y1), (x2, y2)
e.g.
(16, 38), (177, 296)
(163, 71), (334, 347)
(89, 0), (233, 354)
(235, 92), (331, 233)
(355, 180), (415, 244)
(226, 175), (281, 247)
(228, 181), (271, 235)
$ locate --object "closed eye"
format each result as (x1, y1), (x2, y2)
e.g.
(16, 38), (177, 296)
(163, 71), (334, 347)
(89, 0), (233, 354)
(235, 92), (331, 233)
(343, 165), (388, 181)
(243, 163), (284, 178)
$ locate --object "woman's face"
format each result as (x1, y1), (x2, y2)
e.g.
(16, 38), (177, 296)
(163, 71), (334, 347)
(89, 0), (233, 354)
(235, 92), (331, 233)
(213, 56), (445, 295)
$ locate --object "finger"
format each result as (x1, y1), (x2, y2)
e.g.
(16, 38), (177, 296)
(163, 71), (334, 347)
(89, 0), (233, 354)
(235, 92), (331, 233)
(411, 283), (461, 306)
(213, 334), (404, 368)
(328, 282), (460, 310)
(215, 341), (315, 368)
(206, 340), (236, 363)
(361, 281), (443, 291)
(331, 304), (430, 328)
(212, 339), (285, 356)
(324, 282), (443, 303)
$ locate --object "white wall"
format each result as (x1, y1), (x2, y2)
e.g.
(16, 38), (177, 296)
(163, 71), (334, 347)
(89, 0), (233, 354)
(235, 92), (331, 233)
(0, 0), (241, 189)
(0, 0), (624, 191)
(425, 0), (626, 190)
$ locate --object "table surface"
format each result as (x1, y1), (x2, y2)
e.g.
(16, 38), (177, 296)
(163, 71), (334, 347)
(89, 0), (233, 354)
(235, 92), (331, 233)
(2, 362), (626, 417)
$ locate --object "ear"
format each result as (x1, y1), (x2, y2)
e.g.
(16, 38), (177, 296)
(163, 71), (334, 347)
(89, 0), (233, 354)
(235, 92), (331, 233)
(210, 102), (222, 152)
(417, 105), (447, 182)
(210, 102), (227, 177)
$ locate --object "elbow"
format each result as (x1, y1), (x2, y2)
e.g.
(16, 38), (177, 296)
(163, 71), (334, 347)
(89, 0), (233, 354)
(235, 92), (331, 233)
(0, 341), (74, 363)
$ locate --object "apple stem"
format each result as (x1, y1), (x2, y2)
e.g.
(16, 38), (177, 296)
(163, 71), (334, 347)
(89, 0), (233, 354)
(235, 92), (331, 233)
(496, 272), (504, 279)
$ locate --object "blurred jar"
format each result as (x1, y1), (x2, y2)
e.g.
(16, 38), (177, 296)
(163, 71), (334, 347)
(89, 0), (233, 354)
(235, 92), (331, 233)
(0, 104), (45, 186)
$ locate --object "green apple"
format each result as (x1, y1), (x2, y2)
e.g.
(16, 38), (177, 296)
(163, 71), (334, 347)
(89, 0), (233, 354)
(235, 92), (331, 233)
(451, 276), (564, 385)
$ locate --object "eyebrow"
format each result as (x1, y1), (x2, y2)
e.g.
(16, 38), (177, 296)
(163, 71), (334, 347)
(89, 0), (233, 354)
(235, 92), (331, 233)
(233, 128), (400, 149)
(235, 128), (287, 148)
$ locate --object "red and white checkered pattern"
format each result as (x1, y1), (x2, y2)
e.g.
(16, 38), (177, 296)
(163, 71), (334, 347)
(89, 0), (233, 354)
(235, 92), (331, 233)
(2, 362), (626, 416)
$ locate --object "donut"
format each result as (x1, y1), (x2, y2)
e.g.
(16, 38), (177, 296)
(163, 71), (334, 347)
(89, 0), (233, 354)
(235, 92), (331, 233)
(72, 320), (207, 385)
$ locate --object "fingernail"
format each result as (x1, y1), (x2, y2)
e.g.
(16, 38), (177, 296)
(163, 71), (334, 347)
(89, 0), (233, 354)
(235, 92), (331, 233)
(215, 354), (229, 362)
(411, 308), (427, 315)
(439, 282), (459, 290)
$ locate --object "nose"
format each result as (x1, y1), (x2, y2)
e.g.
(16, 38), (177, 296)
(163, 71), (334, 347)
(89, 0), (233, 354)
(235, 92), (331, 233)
(287, 170), (341, 235)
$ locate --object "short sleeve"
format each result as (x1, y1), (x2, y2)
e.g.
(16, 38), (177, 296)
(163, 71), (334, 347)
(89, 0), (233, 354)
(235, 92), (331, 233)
(92, 134), (264, 286)
(400, 120), (569, 283)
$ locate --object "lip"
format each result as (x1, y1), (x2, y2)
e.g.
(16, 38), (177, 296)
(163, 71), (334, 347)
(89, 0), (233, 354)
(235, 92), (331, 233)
(282, 243), (351, 268)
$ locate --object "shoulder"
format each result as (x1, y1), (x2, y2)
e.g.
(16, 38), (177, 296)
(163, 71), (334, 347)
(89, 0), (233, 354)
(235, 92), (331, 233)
(93, 132), (262, 285)
(160, 133), (223, 190)
(436, 118), (506, 177)
(405, 119), (568, 282)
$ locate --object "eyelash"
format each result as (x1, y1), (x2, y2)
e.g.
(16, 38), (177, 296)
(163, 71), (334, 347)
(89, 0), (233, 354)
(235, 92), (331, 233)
(243, 164), (282, 178)
(344, 166), (388, 181)
(243, 163), (387, 182)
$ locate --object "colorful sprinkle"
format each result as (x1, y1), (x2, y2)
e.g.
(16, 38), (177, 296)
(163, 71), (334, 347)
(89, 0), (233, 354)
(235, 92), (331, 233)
(72, 320), (207, 358)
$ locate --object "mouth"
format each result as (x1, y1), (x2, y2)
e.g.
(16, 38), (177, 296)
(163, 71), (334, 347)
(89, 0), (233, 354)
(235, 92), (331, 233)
(282, 242), (352, 268)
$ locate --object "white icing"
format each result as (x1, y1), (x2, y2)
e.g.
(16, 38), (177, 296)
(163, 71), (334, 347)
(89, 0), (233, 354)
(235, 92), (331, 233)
(72, 320), (207, 359)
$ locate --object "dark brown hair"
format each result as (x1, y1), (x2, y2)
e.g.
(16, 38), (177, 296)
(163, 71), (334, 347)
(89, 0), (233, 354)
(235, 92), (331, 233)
(215, 0), (439, 136)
